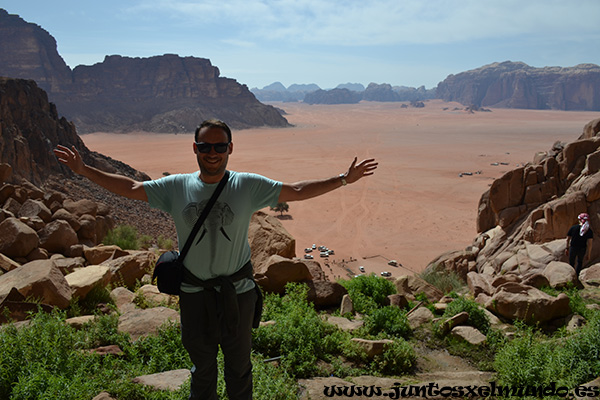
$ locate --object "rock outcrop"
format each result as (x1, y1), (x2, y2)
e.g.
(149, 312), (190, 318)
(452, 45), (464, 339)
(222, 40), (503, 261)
(0, 9), (289, 133)
(0, 77), (175, 241)
(437, 61), (600, 111)
(0, 77), (150, 186)
(429, 117), (600, 324)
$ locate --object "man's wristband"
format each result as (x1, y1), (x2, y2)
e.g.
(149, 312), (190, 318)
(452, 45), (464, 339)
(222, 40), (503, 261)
(339, 173), (347, 186)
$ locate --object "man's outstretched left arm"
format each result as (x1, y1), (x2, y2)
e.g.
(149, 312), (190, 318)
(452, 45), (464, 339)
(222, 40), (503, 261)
(278, 157), (378, 203)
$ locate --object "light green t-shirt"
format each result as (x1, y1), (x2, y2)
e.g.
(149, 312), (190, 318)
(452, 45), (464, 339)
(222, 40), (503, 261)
(144, 170), (282, 293)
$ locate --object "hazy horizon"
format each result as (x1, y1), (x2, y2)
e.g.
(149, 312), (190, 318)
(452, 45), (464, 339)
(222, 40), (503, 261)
(2, 1), (599, 91)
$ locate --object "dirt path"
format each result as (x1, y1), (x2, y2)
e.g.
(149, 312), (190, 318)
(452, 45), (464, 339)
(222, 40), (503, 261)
(298, 345), (495, 400)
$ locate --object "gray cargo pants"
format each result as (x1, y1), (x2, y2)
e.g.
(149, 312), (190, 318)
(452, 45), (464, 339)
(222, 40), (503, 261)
(179, 288), (257, 400)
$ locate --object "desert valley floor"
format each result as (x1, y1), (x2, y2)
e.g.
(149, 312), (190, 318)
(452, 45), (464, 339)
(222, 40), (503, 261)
(81, 100), (600, 280)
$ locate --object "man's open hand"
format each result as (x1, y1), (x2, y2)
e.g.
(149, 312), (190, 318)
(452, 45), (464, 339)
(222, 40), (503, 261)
(344, 157), (378, 184)
(53, 145), (85, 174)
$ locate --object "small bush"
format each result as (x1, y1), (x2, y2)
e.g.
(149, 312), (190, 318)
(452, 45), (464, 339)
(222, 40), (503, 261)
(494, 324), (560, 387)
(420, 265), (465, 294)
(437, 296), (490, 335)
(157, 235), (175, 251)
(372, 339), (416, 375)
(103, 225), (139, 250)
(339, 274), (396, 315)
(365, 306), (411, 338)
(253, 283), (331, 378)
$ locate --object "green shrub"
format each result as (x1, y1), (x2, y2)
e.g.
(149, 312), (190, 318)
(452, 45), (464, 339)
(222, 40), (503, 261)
(339, 274), (396, 315)
(157, 235), (175, 251)
(103, 225), (139, 250)
(0, 309), (298, 400)
(420, 265), (465, 294)
(495, 312), (600, 389)
(365, 306), (411, 338)
(437, 296), (490, 335)
(555, 312), (600, 388)
(372, 339), (416, 375)
(253, 282), (331, 378)
(494, 324), (561, 387)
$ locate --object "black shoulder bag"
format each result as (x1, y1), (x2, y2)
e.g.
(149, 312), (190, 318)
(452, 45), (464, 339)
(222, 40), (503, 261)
(152, 171), (230, 295)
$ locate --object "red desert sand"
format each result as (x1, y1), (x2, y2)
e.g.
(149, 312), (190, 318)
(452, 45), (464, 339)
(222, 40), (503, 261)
(81, 101), (600, 280)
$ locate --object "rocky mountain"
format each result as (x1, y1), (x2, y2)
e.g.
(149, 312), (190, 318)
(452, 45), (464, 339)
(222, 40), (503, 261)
(251, 81), (435, 104)
(304, 88), (362, 105)
(0, 9), (289, 133)
(336, 83), (365, 92)
(0, 77), (175, 241)
(436, 61), (600, 111)
(0, 77), (148, 186)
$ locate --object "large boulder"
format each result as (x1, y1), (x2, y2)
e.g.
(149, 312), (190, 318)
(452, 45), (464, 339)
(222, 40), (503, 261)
(132, 369), (191, 392)
(306, 280), (347, 308)
(0, 259), (72, 308)
(65, 265), (112, 299)
(18, 199), (52, 223)
(253, 254), (312, 293)
(579, 264), (600, 287)
(542, 261), (577, 288)
(0, 217), (39, 258)
(51, 208), (81, 231)
(393, 275), (443, 302)
(118, 307), (180, 341)
(485, 282), (571, 323)
(467, 272), (493, 297)
(84, 245), (128, 265)
(450, 326), (487, 346)
(63, 199), (98, 217)
(248, 211), (295, 269)
(37, 219), (79, 254)
(103, 251), (157, 288)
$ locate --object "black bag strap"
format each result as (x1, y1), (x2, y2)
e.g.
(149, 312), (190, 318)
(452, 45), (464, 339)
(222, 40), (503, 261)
(178, 170), (230, 262)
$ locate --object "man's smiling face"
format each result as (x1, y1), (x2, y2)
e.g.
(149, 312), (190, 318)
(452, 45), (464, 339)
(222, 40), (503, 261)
(193, 126), (233, 183)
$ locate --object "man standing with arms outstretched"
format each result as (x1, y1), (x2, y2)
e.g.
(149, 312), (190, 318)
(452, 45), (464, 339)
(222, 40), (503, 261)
(54, 119), (378, 400)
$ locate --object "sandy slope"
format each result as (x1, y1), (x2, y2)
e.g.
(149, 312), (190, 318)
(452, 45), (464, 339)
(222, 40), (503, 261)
(81, 100), (600, 280)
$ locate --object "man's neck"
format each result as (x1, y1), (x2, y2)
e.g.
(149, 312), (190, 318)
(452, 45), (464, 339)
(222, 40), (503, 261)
(199, 170), (226, 184)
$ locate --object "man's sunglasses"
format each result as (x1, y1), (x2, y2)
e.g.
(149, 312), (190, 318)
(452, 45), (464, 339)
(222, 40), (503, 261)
(195, 142), (230, 154)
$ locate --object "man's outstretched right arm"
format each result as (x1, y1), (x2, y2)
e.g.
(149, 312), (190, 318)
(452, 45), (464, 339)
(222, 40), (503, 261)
(54, 145), (148, 202)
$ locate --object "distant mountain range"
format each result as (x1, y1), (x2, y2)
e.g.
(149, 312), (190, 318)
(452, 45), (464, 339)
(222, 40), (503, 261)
(253, 63), (600, 111)
(251, 82), (436, 104)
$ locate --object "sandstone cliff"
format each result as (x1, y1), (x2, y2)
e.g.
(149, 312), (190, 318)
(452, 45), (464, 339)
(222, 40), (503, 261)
(436, 61), (600, 111)
(429, 117), (600, 323)
(0, 9), (289, 133)
(0, 77), (148, 186)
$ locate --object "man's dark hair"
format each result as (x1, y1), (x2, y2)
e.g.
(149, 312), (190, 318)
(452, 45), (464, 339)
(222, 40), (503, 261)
(195, 119), (232, 143)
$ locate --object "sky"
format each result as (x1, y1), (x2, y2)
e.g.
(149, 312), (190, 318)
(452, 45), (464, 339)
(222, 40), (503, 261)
(2, 0), (600, 90)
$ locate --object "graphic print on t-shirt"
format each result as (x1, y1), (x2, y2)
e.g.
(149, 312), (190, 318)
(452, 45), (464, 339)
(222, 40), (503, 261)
(182, 200), (235, 271)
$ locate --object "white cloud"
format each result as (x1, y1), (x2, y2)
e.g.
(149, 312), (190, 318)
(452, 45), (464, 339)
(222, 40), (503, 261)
(124, 0), (600, 46)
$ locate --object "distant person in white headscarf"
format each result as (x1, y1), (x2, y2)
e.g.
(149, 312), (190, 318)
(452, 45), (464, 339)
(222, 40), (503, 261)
(566, 213), (594, 275)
